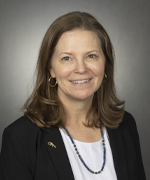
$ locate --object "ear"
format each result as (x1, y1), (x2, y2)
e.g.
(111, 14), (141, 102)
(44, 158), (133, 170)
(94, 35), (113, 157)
(50, 68), (56, 78)
(48, 64), (56, 78)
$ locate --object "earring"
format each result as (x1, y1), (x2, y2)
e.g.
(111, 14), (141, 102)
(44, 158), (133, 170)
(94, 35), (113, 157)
(103, 73), (107, 83)
(48, 77), (57, 87)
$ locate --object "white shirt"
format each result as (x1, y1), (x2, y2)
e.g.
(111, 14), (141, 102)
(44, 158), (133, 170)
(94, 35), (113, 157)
(59, 127), (118, 180)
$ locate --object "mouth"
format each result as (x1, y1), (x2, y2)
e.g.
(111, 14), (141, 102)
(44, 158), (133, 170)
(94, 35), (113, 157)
(70, 79), (91, 84)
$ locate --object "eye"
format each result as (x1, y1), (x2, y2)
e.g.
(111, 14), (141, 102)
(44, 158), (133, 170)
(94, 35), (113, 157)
(87, 54), (97, 58)
(61, 56), (71, 61)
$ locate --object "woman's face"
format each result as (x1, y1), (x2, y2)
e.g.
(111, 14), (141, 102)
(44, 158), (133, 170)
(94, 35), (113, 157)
(50, 29), (105, 102)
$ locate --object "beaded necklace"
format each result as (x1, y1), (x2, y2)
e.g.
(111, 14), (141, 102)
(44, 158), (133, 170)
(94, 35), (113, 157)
(63, 120), (106, 174)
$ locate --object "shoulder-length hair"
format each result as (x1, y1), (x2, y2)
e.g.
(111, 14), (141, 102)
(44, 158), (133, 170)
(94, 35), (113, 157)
(23, 11), (125, 128)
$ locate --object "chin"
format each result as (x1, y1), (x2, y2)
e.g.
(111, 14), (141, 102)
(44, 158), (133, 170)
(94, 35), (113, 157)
(72, 92), (94, 101)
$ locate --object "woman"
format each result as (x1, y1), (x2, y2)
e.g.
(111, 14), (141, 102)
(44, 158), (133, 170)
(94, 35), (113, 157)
(0, 11), (146, 180)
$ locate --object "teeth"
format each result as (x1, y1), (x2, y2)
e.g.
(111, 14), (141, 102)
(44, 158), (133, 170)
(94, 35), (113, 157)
(71, 79), (90, 84)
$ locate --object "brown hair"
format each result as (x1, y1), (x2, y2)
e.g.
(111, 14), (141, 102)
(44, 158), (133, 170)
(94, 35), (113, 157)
(23, 11), (125, 128)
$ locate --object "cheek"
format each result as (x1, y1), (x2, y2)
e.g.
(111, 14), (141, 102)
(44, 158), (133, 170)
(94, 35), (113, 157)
(90, 63), (105, 77)
(55, 65), (73, 79)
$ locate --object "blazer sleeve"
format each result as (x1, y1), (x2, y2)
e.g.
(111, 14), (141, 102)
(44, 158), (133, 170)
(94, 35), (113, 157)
(0, 127), (33, 180)
(126, 113), (146, 179)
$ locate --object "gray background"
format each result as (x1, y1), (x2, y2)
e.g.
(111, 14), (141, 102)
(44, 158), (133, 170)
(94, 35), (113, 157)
(0, 0), (150, 179)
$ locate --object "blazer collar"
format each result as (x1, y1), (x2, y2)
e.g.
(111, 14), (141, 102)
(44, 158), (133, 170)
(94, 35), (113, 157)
(43, 126), (75, 180)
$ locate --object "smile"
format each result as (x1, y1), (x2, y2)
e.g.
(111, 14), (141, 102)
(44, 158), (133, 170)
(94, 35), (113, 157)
(70, 79), (91, 84)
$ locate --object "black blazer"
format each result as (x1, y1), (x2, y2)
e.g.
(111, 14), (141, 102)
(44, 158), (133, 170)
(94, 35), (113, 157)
(0, 111), (146, 180)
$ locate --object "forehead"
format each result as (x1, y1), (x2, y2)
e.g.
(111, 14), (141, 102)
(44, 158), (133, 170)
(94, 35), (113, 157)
(54, 29), (101, 53)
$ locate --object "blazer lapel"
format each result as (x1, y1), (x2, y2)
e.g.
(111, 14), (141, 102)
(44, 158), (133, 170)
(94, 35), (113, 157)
(43, 126), (75, 180)
(106, 126), (129, 180)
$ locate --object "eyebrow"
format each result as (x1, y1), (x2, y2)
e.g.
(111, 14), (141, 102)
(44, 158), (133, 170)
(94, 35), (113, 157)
(58, 50), (100, 57)
(58, 52), (72, 57)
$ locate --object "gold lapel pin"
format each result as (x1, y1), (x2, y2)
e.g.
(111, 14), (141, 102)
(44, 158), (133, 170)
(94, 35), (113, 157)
(48, 142), (56, 148)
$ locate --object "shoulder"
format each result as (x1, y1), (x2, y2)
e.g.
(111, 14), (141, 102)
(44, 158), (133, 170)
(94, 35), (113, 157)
(2, 116), (43, 151)
(1, 116), (47, 172)
(120, 111), (137, 130)
(123, 111), (135, 121)
(119, 111), (139, 142)
(5, 116), (41, 139)
(7, 115), (39, 131)
(1, 116), (46, 177)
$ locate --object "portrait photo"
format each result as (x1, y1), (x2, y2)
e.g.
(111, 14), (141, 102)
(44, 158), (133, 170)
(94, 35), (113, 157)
(0, 0), (149, 179)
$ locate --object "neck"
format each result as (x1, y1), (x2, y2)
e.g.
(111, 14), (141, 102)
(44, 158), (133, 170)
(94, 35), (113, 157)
(58, 94), (93, 127)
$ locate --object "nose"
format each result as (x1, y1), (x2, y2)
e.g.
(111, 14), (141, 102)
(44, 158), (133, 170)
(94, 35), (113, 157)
(75, 60), (87, 74)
